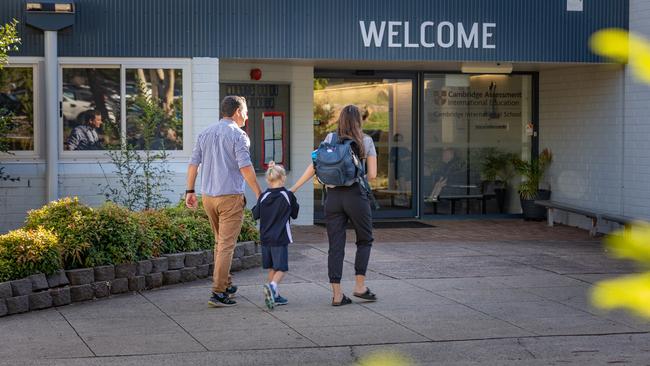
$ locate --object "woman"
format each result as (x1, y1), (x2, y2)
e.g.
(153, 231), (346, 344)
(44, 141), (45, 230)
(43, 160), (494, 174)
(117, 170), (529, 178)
(291, 105), (378, 306)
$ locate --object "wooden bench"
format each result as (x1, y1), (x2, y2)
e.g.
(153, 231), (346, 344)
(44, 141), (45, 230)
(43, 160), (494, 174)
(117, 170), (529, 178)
(426, 194), (493, 214)
(600, 213), (637, 230)
(535, 200), (600, 236)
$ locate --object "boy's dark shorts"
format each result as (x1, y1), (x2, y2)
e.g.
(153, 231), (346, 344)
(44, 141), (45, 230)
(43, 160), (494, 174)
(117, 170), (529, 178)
(261, 245), (289, 272)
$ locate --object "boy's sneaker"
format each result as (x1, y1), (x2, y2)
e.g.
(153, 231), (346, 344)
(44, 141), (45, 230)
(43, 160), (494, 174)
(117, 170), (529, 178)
(208, 292), (237, 307)
(225, 285), (238, 298)
(263, 284), (275, 310)
(274, 295), (288, 306)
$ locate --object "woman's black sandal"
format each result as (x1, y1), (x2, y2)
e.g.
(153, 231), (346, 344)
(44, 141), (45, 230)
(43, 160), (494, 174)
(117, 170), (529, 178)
(332, 294), (352, 306)
(353, 288), (377, 301)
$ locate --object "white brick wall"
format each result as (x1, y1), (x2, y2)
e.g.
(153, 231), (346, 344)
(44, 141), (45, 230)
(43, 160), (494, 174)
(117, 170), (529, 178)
(623, 0), (650, 218)
(540, 0), (650, 232)
(219, 62), (314, 225)
(539, 65), (626, 231)
(0, 163), (46, 231)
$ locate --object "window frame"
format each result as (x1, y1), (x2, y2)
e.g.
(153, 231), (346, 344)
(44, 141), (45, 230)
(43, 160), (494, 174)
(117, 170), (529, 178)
(0, 57), (42, 160)
(58, 58), (192, 161)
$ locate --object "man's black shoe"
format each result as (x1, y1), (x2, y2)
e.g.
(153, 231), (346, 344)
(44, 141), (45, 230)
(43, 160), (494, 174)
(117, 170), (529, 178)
(225, 285), (238, 295)
(208, 292), (237, 307)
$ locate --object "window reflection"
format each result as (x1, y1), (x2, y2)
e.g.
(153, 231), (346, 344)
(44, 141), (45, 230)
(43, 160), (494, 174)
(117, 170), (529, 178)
(422, 74), (532, 215)
(313, 78), (414, 215)
(126, 69), (183, 150)
(0, 67), (34, 151)
(62, 68), (120, 150)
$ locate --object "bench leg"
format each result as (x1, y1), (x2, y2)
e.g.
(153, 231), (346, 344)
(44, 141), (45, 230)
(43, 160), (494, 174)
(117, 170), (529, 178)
(547, 208), (554, 227)
(589, 217), (598, 237)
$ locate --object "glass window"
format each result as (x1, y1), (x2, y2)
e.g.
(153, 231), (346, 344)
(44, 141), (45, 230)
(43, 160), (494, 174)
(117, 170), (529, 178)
(313, 78), (414, 216)
(0, 67), (34, 151)
(62, 68), (120, 150)
(219, 83), (291, 171)
(126, 68), (183, 150)
(422, 74), (532, 215)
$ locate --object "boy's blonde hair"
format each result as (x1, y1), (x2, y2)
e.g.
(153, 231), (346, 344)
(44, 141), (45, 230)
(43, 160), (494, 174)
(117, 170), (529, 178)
(265, 162), (286, 183)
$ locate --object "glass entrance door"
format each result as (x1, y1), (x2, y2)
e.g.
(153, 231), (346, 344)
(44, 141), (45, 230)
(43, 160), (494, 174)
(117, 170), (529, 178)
(313, 77), (416, 219)
(421, 74), (533, 216)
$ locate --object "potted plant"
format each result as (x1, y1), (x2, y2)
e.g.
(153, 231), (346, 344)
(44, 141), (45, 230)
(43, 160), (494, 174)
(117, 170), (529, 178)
(480, 148), (518, 213)
(512, 148), (553, 220)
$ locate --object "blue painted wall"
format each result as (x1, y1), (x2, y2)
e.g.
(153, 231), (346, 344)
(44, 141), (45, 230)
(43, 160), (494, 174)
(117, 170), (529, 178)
(1, 0), (628, 62)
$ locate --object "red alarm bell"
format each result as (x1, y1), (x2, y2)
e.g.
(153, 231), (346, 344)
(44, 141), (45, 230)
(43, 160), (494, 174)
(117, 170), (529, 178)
(250, 68), (262, 81)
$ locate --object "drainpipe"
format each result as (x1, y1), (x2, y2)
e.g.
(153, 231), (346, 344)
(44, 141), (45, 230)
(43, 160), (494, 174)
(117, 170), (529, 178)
(44, 31), (58, 201)
(24, 1), (75, 202)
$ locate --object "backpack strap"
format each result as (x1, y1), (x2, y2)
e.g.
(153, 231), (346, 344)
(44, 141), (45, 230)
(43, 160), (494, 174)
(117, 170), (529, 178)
(349, 150), (380, 211)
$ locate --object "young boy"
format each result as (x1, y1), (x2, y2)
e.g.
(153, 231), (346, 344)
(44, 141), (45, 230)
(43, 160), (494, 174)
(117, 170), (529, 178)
(252, 162), (299, 309)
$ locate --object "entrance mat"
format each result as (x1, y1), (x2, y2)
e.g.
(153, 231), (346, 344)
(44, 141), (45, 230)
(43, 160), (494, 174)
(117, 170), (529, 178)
(315, 221), (435, 229)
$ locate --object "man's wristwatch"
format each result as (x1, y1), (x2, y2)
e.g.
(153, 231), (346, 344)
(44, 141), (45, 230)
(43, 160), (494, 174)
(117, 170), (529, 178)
(185, 189), (195, 194)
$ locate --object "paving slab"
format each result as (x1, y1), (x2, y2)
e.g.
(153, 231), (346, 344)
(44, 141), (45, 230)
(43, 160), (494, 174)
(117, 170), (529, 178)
(0, 309), (93, 360)
(1, 220), (649, 365)
(293, 323), (428, 347)
(512, 314), (638, 336)
(83, 332), (206, 356)
(56, 293), (161, 320)
(192, 326), (316, 351)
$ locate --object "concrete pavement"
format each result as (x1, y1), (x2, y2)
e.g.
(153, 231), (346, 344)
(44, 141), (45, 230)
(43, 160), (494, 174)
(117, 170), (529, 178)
(1, 221), (649, 365)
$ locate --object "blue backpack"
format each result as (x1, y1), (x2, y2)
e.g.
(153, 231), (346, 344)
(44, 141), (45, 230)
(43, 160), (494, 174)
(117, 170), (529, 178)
(313, 133), (360, 187)
(313, 133), (379, 209)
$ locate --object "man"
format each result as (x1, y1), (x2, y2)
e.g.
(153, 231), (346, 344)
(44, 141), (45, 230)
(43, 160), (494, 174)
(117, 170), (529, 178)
(186, 96), (262, 307)
(66, 110), (103, 150)
(428, 147), (466, 200)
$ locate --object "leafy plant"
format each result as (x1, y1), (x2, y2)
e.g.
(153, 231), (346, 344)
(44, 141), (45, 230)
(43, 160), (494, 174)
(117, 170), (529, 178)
(480, 148), (518, 185)
(512, 148), (553, 199)
(85, 202), (143, 266)
(0, 19), (20, 67)
(138, 209), (181, 257)
(0, 19), (21, 182)
(240, 209), (260, 242)
(25, 197), (95, 269)
(167, 214), (214, 252)
(0, 227), (61, 282)
(99, 77), (174, 210)
(168, 198), (259, 245)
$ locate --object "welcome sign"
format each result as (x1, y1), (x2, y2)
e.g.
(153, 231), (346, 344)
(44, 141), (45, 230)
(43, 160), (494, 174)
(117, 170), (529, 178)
(359, 21), (497, 49)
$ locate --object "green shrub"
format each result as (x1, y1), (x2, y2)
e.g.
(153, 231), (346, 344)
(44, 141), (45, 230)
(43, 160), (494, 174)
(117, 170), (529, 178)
(240, 209), (260, 242)
(0, 227), (62, 282)
(168, 198), (259, 247)
(19, 197), (259, 272)
(85, 203), (142, 266)
(25, 197), (95, 269)
(168, 213), (214, 252)
(139, 209), (184, 256)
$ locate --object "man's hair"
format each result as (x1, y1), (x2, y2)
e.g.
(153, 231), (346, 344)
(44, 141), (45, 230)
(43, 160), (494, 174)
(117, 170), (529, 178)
(221, 96), (247, 117)
(84, 110), (102, 124)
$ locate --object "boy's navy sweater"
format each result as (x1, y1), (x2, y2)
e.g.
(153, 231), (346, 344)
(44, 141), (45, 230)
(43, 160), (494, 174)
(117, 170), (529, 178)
(252, 187), (299, 247)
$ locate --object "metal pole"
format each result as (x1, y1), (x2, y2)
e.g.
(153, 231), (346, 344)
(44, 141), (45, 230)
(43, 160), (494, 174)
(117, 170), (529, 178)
(44, 31), (58, 202)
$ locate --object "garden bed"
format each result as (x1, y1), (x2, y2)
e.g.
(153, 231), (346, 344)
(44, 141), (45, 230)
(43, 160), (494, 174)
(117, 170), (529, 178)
(0, 197), (261, 317)
(0, 242), (261, 317)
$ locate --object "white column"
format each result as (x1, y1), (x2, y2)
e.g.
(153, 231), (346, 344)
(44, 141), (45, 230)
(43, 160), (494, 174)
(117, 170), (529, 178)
(44, 31), (58, 202)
